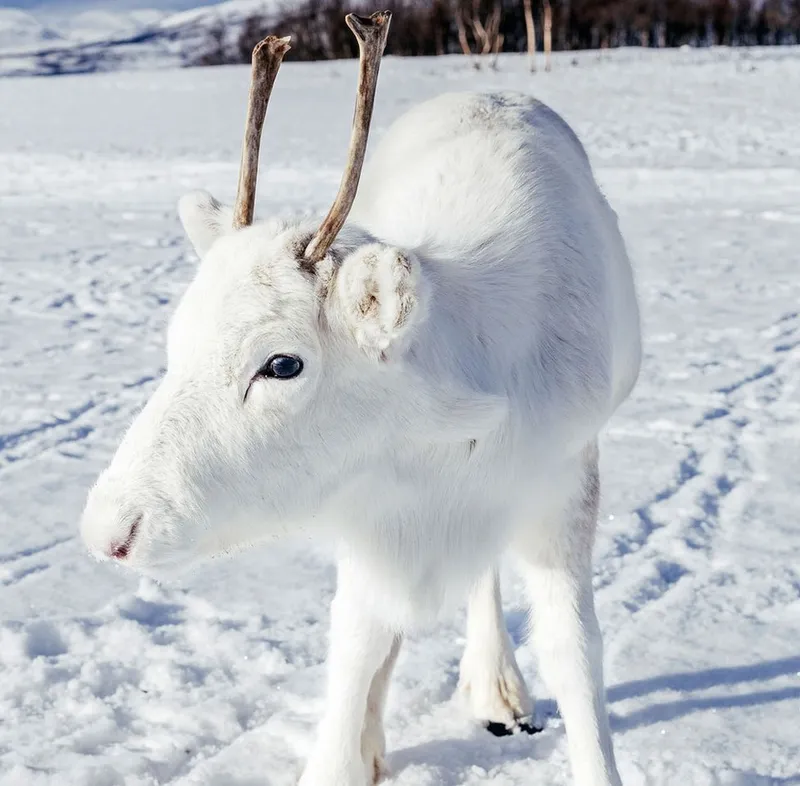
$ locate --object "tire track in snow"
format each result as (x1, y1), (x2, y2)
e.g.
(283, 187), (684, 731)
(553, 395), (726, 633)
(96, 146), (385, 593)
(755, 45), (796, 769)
(0, 538), (74, 588)
(0, 399), (99, 472)
(0, 237), (183, 593)
(0, 400), (96, 455)
(0, 368), (162, 473)
(1, 563), (50, 587)
(0, 237), (186, 471)
(596, 311), (797, 617)
(0, 536), (73, 565)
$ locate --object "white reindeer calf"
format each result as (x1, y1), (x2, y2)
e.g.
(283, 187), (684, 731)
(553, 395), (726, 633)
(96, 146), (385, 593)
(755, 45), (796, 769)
(81, 11), (641, 786)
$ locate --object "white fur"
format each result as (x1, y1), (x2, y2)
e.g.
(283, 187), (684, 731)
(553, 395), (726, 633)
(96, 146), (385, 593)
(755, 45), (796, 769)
(81, 91), (641, 786)
(458, 568), (533, 730)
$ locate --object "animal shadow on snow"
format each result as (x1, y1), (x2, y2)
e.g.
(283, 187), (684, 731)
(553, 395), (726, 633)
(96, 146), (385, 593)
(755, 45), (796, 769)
(389, 730), (560, 784)
(390, 655), (800, 779)
(608, 655), (800, 732)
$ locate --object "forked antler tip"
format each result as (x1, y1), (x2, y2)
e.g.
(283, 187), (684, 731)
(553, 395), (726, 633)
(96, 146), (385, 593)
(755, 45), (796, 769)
(233, 33), (291, 230)
(303, 9), (392, 263)
(345, 10), (392, 41)
(252, 34), (292, 61)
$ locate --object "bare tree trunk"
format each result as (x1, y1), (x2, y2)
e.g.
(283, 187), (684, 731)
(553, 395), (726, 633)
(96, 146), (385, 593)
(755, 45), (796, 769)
(470, 0), (488, 50)
(524, 0), (537, 72)
(655, 0), (666, 48)
(490, 31), (503, 69)
(455, 3), (473, 56)
(480, 0), (501, 56)
(656, 21), (666, 48)
(559, 0), (570, 50)
(457, 0), (502, 68)
(543, 0), (553, 71)
(470, 0), (499, 55)
(434, 2), (445, 57)
(453, 0), (505, 69)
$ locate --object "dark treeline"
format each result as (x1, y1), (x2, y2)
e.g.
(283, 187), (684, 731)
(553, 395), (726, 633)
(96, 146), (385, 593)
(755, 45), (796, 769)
(196, 0), (800, 65)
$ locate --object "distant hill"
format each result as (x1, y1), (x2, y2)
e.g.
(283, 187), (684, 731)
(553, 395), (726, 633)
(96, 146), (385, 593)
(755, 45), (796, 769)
(0, 8), (62, 49)
(0, 0), (286, 75)
(3, 0), (221, 12)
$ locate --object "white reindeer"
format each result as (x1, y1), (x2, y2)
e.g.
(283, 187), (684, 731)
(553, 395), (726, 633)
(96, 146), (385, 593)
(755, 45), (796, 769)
(81, 11), (641, 786)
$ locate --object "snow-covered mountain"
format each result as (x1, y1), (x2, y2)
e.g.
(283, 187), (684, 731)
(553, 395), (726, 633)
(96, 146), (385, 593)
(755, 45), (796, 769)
(4, 0), (221, 14)
(62, 8), (168, 42)
(0, 0), (285, 75)
(0, 7), (62, 49)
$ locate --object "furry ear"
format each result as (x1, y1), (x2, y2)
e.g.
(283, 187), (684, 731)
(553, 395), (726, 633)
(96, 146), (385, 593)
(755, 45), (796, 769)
(178, 190), (233, 258)
(332, 243), (428, 362)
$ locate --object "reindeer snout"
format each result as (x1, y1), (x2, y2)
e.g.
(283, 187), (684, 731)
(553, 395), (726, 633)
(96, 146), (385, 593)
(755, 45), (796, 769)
(80, 473), (146, 563)
(109, 514), (142, 560)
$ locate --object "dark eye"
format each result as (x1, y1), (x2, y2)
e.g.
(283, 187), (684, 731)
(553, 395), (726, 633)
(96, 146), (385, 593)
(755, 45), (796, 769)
(261, 354), (303, 380)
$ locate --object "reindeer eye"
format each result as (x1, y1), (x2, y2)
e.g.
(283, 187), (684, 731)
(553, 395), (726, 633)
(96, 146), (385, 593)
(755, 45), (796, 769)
(261, 354), (303, 380)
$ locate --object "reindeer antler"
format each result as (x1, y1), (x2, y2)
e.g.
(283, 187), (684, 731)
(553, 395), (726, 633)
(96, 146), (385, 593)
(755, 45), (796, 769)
(304, 11), (392, 264)
(233, 35), (291, 230)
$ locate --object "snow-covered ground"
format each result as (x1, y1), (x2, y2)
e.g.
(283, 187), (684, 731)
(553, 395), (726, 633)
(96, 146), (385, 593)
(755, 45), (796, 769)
(1, 48), (799, 786)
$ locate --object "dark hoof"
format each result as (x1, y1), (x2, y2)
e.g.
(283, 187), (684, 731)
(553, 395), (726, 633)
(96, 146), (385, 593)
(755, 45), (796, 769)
(485, 719), (544, 737)
(519, 720), (544, 735)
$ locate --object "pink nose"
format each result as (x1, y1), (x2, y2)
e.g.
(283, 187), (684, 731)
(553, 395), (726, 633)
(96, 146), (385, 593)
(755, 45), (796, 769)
(110, 515), (142, 560)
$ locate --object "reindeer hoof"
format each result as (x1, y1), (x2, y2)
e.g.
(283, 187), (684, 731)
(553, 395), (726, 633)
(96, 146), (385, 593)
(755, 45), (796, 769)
(485, 719), (544, 737)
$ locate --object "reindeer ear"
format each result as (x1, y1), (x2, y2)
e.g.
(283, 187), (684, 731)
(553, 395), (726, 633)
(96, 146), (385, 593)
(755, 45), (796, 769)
(332, 244), (429, 362)
(178, 190), (233, 258)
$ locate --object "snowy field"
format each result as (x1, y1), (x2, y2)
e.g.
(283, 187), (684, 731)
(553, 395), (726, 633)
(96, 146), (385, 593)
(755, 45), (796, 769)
(1, 47), (799, 786)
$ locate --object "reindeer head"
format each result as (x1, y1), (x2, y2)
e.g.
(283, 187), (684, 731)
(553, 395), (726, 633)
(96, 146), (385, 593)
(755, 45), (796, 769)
(80, 11), (506, 577)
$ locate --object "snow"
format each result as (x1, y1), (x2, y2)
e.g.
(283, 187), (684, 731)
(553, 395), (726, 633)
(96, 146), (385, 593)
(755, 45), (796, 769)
(62, 10), (167, 44)
(0, 0), (284, 75)
(1, 48), (800, 786)
(156, 0), (281, 31)
(0, 8), (62, 50)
